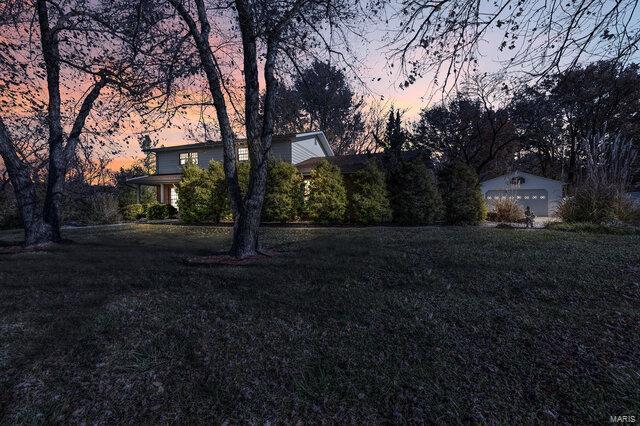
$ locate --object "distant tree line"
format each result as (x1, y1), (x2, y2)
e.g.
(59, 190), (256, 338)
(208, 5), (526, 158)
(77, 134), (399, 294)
(392, 60), (640, 187)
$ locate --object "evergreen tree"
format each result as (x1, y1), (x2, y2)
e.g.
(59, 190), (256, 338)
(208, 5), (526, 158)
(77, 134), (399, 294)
(349, 161), (392, 224)
(389, 159), (443, 224)
(438, 161), (487, 225)
(176, 163), (218, 224)
(306, 159), (347, 223)
(263, 161), (304, 222)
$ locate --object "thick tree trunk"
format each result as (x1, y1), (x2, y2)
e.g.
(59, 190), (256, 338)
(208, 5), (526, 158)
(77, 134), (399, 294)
(169, 0), (284, 258)
(0, 118), (53, 247)
(230, 197), (264, 257)
(37, 0), (65, 243)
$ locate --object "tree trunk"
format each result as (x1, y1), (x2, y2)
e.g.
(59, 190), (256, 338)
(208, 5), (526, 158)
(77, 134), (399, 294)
(0, 118), (54, 247)
(169, 0), (281, 258)
(230, 196), (264, 257)
(37, 0), (65, 243)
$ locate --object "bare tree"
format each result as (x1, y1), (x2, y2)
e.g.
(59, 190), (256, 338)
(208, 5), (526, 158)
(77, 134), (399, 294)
(0, 0), (137, 246)
(381, 0), (640, 91)
(155, 0), (359, 257)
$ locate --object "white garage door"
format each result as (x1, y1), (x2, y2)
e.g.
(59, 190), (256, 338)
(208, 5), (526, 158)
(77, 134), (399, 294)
(485, 189), (549, 216)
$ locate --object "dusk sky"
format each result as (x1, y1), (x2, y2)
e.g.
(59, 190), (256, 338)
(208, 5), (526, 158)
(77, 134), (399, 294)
(111, 20), (505, 170)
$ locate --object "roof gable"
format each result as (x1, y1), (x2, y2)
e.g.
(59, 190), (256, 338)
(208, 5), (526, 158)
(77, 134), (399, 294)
(481, 171), (566, 185)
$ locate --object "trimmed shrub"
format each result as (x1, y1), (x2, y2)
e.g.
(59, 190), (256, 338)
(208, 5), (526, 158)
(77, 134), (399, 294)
(177, 164), (218, 224)
(348, 161), (392, 224)
(146, 203), (177, 220)
(263, 160), (304, 223)
(438, 161), (487, 225)
(206, 161), (250, 222)
(489, 197), (525, 223)
(122, 203), (145, 221)
(306, 159), (347, 223)
(388, 159), (442, 224)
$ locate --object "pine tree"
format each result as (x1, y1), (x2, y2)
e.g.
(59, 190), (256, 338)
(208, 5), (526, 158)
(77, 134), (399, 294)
(349, 161), (392, 224)
(439, 161), (487, 225)
(306, 159), (347, 223)
(389, 159), (443, 224)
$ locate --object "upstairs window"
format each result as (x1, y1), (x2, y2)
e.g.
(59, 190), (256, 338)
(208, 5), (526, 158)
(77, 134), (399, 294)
(179, 152), (198, 166)
(238, 147), (249, 162)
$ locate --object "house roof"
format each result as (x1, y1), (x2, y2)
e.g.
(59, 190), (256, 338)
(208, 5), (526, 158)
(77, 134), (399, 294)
(296, 150), (427, 175)
(126, 173), (182, 185)
(481, 171), (566, 185)
(145, 131), (331, 154)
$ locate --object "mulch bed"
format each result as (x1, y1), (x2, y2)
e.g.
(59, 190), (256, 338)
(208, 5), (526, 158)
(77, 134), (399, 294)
(184, 249), (278, 266)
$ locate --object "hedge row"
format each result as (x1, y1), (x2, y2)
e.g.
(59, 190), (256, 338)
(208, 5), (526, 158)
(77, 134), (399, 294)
(130, 158), (486, 225)
(308, 158), (486, 225)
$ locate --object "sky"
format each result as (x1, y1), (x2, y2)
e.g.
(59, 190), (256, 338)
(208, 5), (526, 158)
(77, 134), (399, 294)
(109, 24), (456, 170)
(3, 0), (637, 172)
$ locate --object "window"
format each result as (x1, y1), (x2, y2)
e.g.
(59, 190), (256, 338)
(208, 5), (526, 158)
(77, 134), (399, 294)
(238, 147), (249, 161)
(510, 176), (525, 185)
(179, 152), (198, 166)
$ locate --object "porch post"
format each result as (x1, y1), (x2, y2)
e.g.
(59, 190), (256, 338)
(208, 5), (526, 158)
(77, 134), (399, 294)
(159, 184), (164, 203)
(136, 184), (141, 204)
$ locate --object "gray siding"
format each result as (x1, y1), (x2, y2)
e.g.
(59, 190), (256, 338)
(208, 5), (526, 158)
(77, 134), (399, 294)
(269, 141), (292, 162)
(291, 136), (325, 164)
(156, 151), (181, 174)
(156, 141), (292, 174)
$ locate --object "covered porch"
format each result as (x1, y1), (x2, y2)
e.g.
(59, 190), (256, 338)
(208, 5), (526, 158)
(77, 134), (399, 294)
(126, 174), (182, 208)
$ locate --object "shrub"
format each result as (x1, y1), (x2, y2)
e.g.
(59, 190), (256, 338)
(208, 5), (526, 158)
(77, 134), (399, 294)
(386, 159), (442, 224)
(348, 161), (392, 224)
(121, 203), (145, 221)
(439, 161), (487, 225)
(206, 161), (250, 222)
(263, 161), (304, 223)
(557, 185), (638, 224)
(146, 203), (177, 220)
(208, 161), (233, 222)
(177, 164), (218, 224)
(87, 193), (121, 224)
(489, 197), (525, 223)
(306, 159), (347, 223)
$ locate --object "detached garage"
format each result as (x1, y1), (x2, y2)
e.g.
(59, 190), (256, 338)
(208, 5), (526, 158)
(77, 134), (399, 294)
(480, 171), (566, 217)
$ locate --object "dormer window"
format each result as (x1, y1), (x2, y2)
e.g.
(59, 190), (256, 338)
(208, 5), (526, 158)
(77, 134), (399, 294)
(510, 176), (525, 185)
(238, 147), (249, 162)
(179, 152), (198, 166)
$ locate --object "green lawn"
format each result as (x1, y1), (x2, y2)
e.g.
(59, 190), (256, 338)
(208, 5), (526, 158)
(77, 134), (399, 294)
(1, 224), (638, 423)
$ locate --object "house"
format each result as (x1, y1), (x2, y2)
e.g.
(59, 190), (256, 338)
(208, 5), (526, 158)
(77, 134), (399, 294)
(127, 132), (333, 207)
(481, 171), (566, 217)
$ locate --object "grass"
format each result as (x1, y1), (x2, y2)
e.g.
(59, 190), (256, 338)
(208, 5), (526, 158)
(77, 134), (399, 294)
(1, 224), (639, 423)
(545, 221), (640, 235)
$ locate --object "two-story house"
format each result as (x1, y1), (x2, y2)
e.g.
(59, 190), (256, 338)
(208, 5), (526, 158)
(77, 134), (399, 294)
(127, 131), (334, 207)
